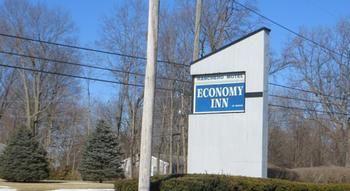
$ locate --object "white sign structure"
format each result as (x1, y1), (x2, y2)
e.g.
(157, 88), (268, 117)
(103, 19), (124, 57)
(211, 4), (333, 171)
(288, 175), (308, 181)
(188, 28), (270, 178)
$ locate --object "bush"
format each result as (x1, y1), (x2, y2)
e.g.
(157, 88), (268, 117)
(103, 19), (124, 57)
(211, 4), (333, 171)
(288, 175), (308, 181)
(115, 174), (350, 191)
(0, 127), (49, 182)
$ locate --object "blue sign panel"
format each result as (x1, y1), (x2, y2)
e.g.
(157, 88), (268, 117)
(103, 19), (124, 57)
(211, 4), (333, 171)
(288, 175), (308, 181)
(193, 73), (245, 113)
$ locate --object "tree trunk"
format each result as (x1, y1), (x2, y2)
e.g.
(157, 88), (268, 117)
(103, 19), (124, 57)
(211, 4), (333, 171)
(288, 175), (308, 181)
(169, 91), (174, 174)
(176, 139), (180, 173)
(157, 110), (166, 175)
(345, 120), (350, 167)
(157, 150), (161, 175)
(180, 92), (187, 173)
(87, 80), (91, 135)
(20, 70), (32, 132)
(129, 111), (135, 178)
(72, 151), (76, 172)
(32, 71), (41, 136)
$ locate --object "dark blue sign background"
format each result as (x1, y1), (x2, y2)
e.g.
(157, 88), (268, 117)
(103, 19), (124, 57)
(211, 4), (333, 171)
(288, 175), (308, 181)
(194, 83), (245, 113)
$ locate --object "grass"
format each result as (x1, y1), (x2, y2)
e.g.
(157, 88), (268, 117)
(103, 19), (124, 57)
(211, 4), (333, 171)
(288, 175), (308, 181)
(0, 179), (114, 191)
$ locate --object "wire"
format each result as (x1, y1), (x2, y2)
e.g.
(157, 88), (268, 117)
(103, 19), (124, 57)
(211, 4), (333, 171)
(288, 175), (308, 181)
(0, 50), (191, 84)
(0, 63), (174, 92)
(269, 82), (348, 100)
(269, 94), (324, 104)
(0, 32), (189, 68)
(269, 94), (348, 111)
(2, 49), (348, 102)
(1, 2), (347, 93)
(234, 1), (349, 61)
(269, 104), (349, 116)
(0, 48), (345, 100)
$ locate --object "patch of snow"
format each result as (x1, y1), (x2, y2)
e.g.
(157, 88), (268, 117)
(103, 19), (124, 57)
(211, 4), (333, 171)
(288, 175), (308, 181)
(0, 186), (16, 191)
(51, 190), (113, 191)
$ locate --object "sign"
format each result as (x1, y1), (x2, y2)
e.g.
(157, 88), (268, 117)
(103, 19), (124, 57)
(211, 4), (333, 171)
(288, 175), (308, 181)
(193, 72), (245, 114)
(188, 28), (269, 177)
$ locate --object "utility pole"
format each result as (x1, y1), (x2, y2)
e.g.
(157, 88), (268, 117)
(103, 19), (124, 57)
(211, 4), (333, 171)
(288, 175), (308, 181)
(193, 0), (202, 61)
(185, 0), (202, 174)
(138, 0), (159, 190)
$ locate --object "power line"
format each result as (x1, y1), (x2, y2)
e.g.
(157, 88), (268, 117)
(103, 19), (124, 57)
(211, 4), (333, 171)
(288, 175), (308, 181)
(0, 46), (344, 99)
(269, 94), (324, 104)
(269, 104), (349, 116)
(0, 63), (174, 92)
(269, 82), (348, 100)
(0, 50), (191, 84)
(234, 1), (349, 61)
(2, 47), (348, 102)
(0, 32), (189, 68)
(0, 92), (341, 107)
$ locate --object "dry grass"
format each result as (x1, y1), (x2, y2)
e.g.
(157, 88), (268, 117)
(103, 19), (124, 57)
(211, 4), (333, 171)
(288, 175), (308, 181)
(0, 179), (114, 191)
(292, 166), (350, 184)
(268, 164), (298, 181)
(268, 165), (350, 184)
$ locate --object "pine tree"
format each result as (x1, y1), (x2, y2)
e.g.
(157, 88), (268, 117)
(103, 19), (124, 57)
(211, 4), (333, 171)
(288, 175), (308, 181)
(0, 127), (49, 182)
(79, 120), (123, 182)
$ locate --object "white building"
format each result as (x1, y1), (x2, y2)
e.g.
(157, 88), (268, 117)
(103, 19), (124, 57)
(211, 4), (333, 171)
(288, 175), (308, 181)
(0, 143), (6, 154)
(122, 155), (169, 178)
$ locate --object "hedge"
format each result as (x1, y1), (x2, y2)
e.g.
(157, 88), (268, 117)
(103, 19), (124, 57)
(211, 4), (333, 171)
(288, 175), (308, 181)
(114, 174), (350, 191)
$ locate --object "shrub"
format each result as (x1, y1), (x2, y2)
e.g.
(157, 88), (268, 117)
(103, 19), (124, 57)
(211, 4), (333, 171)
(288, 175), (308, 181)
(0, 127), (49, 182)
(114, 174), (350, 191)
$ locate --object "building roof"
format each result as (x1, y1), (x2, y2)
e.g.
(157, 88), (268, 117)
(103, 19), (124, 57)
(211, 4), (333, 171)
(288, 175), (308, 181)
(0, 143), (6, 154)
(123, 155), (169, 165)
(191, 27), (271, 65)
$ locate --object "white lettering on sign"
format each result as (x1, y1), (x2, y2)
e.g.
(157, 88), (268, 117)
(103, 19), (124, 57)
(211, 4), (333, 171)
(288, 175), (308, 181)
(211, 98), (229, 108)
(197, 86), (244, 98)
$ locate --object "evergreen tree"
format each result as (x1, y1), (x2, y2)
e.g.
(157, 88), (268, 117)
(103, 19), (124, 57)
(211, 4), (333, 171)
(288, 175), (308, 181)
(0, 127), (49, 182)
(79, 120), (123, 182)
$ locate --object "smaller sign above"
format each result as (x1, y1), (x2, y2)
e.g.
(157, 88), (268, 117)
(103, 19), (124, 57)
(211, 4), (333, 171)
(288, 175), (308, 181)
(193, 72), (245, 114)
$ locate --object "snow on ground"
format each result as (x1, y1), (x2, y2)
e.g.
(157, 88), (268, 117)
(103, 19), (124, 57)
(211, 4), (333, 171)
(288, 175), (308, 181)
(0, 186), (16, 191)
(0, 187), (115, 191)
(51, 190), (113, 191)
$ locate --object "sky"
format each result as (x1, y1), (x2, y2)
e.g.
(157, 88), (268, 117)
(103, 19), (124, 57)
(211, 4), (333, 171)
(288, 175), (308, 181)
(26, 0), (350, 101)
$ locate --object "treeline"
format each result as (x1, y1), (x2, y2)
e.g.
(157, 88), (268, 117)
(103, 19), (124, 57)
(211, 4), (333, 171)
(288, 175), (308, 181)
(268, 19), (350, 168)
(0, 0), (349, 180)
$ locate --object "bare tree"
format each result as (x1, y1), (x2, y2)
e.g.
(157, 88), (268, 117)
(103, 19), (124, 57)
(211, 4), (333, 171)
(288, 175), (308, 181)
(99, 0), (147, 178)
(278, 18), (350, 167)
(200, 0), (258, 52)
(0, 0), (81, 136)
(0, 0), (88, 178)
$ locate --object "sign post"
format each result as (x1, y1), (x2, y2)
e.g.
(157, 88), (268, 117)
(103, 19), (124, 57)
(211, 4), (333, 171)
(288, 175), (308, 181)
(188, 28), (270, 178)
